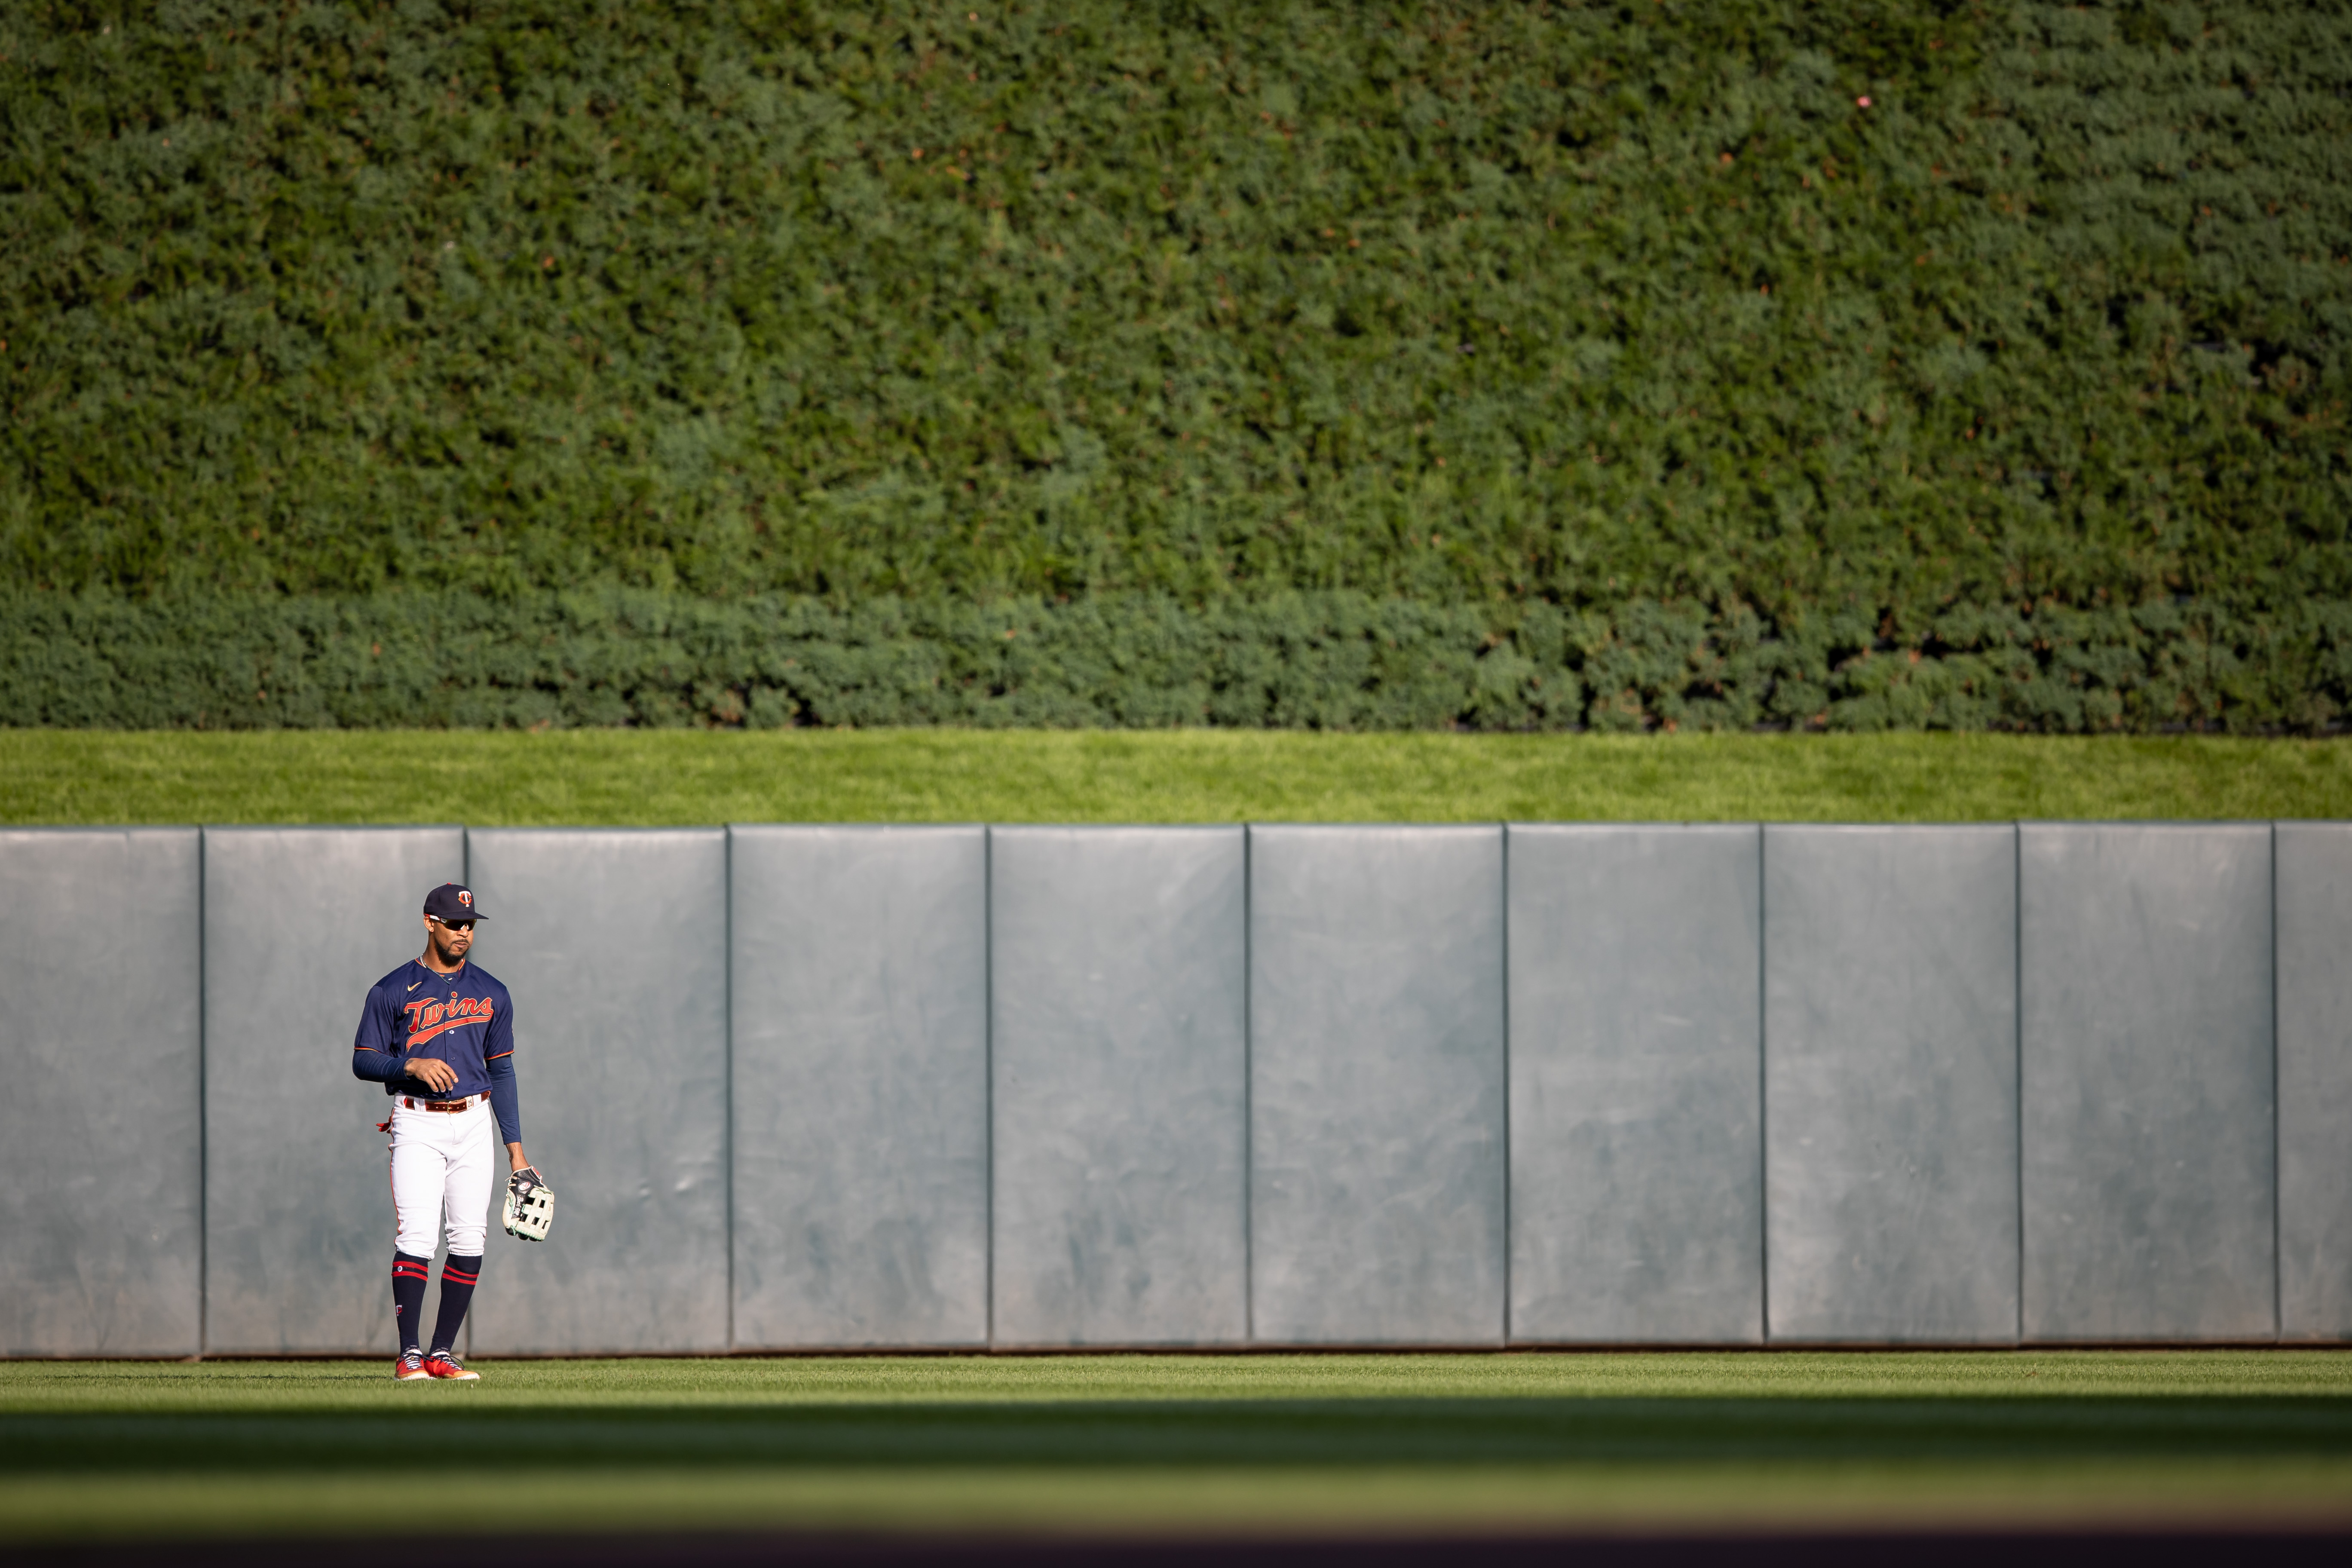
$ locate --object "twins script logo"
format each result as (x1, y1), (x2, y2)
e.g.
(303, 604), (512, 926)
(404, 993), (494, 1046)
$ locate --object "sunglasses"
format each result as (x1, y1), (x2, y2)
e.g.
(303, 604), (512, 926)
(429, 917), (476, 933)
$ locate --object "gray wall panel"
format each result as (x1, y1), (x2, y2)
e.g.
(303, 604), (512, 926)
(1765, 825), (2018, 1343)
(2019, 823), (2275, 1342)
(1250, 826), (1505, 1344)
(2278, 821), (2352, 1341)
(203, 827), (464, 1354)
(730, 826), (987, 1348)
(1507, 825), (1762, 1344)
(0, 830), (202, 1357)
(992, 827), (1247, 1346)
(465, 830), (729, 1354)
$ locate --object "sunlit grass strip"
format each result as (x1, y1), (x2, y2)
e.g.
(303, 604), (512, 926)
(3, 731), (2346, 827)
(8, 1350), (2351, 1409)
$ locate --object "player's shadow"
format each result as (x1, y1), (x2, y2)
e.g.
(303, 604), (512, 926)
(7, 1396), (2352, 1471)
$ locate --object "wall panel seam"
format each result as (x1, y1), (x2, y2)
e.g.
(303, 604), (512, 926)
(1499, 822), (1511, 1347)
(725, 826), (737, 1354)
(2013, 820), (2024, 1347)
(984, 825), (996, 1351)
(1757, 823), (1769, 1344)
(196, 827), (208, 1361)
(1243, 822), (1255, 1345)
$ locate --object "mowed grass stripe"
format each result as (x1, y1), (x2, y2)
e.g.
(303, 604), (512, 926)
(4, 1357), (2350, 1539)
(7, 1352), (2352, 1409)
(3, 732), (2349, 826)
(10, 1397), (2352, 1470)
(7, 1461), (2352, 1542)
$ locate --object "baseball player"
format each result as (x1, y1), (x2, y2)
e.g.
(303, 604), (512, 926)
(351, 883), (540, 1381)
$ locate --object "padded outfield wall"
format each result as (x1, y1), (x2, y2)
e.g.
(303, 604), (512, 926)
(2, 823), (2345, 1355)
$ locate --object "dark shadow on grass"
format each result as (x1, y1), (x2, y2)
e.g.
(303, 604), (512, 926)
(13, 1530), (2352, 1568)
(6, 1396), (2352, 1473)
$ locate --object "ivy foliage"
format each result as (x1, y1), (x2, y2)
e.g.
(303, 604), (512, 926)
(2, 1), (2346, 728)
(9, 585), (2351, 732)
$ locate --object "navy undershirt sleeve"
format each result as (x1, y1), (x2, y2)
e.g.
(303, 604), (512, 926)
(352, 982), (408, 1087)
(483, 1001), (521, 1145)
(486, 1054), (521, 1145)
(352, 1050), (407, 1086)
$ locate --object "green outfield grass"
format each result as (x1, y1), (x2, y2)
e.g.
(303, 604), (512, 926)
(3, 731), (2348, 826)
(3, 1354), (2349, 1541)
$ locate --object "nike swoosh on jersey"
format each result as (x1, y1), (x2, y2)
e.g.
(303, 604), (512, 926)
(408, 981), (424, 992)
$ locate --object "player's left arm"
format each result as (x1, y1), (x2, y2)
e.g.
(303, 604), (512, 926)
(483, 991), (533, 1176)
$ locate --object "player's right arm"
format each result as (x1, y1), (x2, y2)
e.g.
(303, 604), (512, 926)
(352, 980), (407, 1084)
(351, 979), (454, 1090)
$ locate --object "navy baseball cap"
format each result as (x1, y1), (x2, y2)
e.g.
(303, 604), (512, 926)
(423, 883), (486, 923)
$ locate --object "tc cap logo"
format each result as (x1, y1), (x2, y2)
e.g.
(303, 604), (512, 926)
(422, 883), (487, 923)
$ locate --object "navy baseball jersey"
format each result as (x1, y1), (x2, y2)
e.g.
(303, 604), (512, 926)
(352, 959), (521, 1144)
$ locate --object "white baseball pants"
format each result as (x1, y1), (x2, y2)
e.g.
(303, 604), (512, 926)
(390, 1097), (495, 1257)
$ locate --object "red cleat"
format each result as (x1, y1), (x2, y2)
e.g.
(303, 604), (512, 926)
(393, 1349), (429, 1381)
(422, 1350), (479, 1381)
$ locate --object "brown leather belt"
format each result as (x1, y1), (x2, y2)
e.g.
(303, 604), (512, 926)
(401, 1094), (481, 1112)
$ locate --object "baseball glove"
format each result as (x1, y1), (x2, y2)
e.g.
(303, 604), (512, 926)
(502, 1166), (554, 1242)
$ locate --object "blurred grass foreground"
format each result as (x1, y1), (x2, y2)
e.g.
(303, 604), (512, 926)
(2, 1353), (2349, 1541)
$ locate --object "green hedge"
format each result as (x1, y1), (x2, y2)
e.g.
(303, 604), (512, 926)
(2, 3), (2347, 729)
(8, 589), (2348, 731)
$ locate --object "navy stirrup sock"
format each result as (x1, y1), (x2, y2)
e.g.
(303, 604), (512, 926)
(391, 1253), (431, 1354)
(429, 1255), (481, 1354)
